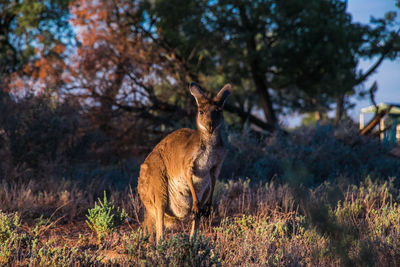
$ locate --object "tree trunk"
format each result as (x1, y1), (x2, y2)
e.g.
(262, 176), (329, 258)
(250, 67), (277, 128)
(335, 94), (345, 125)
(246, 35), (277, 129)
(238, 5), (277, 131)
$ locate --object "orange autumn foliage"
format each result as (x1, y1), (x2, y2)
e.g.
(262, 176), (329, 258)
(10, 0), (192, 151)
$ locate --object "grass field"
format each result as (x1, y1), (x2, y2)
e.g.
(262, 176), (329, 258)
(1, 176), (400, 266)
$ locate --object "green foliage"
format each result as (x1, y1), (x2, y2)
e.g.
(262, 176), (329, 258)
(223, 125), (400, 186)
(29, 238), (104, 266)
(33, 215), (51, 235)
(293, 178), (400, 266)
(214, 213), (330, 266)
(0, 210), (105, 266)
(2, 174), (400, 265)
(86, 191), (127, 244)
(0, 95), (81, 179)
(301, 113), (330, 126)
(0, 211), (26, 265)
(1, 0), (399, 139)
(123, 227), (150, 264)
(149, 0), (400, 125)
(124, 228), (220, 266)
(210, 178), (400, 266)
(0, 93), (143, 189)
(0, 0), (72, 80)
(0, 210), (20, 244)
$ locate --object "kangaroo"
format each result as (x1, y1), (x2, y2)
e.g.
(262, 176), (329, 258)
(137, 82), (232, 243)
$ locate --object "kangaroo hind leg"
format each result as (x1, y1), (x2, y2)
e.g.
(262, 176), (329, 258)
(143, 211), (156, 242)
(155, 205), (165, 243)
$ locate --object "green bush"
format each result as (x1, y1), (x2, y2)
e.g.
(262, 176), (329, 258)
(0, 210), (20, 244)
(0, 210), (106, 266)
(29, 238), (104, 266)
(0, 210), (27, 265)
(223, 124), (400, 186)
(86, 191), (127, 244)
(124, 228), (220, 266)
(214, 214), (332, 266)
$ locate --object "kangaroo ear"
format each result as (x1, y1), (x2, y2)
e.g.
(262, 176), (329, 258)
(213, 83), (232, 107)
(190, 82), (207, 105)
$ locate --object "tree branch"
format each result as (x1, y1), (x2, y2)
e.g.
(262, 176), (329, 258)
(224, 103), (274, 132)
(356, 41), (393, 85)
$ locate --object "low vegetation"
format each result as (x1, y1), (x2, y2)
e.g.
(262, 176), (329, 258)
(0, 176), (399, 266)
(86, 191), (127, 245)
(0, 124), (399, 266)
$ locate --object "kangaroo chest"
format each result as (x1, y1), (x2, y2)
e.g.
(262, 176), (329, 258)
(167, 144), (224, 219)
(193, 144), (218, 175)
(190, 145), (217, 195)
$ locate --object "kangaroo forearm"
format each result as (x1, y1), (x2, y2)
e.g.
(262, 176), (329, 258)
(186, 175), (198, 205)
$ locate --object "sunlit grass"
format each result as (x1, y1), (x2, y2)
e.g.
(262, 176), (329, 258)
(1, 177), (400, 266)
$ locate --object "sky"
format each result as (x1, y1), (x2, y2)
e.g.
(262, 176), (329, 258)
(284, 0), (400, 127)
(347, 0), (400, 122)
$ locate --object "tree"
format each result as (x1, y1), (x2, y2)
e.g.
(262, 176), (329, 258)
(148, 0), (400, 129)
(0, 0), (76, 169)
(0, 0), (72, 92)
(64, 0), (200, 154)
(6, 0), (400, 138)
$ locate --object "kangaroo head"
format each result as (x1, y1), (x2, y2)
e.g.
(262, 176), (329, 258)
(190, 82), (232, 134)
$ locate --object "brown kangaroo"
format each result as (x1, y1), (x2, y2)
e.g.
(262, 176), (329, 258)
(137, 82), (231, 243)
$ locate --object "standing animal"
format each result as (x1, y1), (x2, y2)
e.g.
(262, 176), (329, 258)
(137, 82), (232, 243)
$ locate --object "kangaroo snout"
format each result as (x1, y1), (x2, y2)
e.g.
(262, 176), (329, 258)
(199, 115), (220, 134)
(209, 122), (222, 133)
(207, 123), (213, 133)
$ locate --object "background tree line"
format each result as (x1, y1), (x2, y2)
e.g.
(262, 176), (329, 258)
(1, 0), (400, 171)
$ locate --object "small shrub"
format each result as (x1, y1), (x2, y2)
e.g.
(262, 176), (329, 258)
(223, 125), (400, 185)
(214, 214), (332, 266)
(32, 215), (52, 239)
(0, 210), (20, 244)
(123, 227), (151, 264)
(29, 238), (104, 266)
(86, 191), (127, 244)
(123, 228), (220, 266)
(0, 210), (27, 265)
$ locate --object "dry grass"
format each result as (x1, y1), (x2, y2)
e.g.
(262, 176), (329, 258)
(1, 177), (400, 266)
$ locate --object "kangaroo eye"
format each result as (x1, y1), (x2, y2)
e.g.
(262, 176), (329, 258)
(199, 110), (204, 115)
